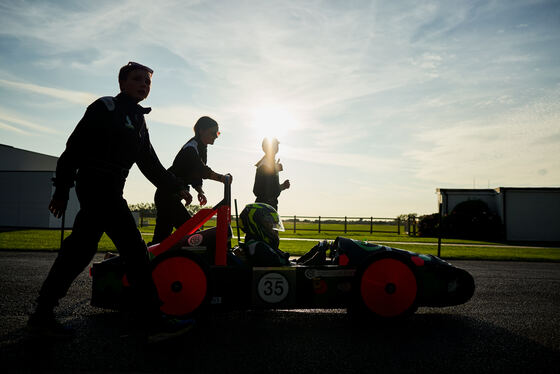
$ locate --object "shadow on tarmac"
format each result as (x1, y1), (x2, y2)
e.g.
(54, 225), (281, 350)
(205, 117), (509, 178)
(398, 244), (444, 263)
(2, 309), (559, 373)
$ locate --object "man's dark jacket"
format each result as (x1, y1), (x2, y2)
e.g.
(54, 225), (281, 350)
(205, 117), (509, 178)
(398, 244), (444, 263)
(53, 93), (184, 201)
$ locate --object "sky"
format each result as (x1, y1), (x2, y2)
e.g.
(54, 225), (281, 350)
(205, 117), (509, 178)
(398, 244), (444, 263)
(1, 0), (559, 218)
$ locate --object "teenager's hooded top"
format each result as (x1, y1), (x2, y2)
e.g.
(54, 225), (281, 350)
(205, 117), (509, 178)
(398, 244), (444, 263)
(53, 93), (184, 201)
(167, 137), (214, 192)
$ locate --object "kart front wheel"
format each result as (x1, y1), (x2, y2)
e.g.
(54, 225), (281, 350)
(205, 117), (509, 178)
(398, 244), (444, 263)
(151, 250), (209, 317)
(352, 252), (418, 319)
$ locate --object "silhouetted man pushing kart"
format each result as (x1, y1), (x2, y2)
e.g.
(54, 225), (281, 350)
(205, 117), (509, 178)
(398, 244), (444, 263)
(29, 62), (195, 343)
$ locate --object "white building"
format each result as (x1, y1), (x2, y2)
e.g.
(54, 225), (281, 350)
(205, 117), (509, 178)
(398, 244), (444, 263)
(0, 144), (79, 228)
(437, 187), (560, 242)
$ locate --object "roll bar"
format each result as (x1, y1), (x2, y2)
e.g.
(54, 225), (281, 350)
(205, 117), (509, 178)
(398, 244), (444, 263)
(148, 175), (232, 266)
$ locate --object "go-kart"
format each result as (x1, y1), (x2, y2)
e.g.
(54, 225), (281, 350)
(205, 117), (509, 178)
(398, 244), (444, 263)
(90, 180), (475, 319)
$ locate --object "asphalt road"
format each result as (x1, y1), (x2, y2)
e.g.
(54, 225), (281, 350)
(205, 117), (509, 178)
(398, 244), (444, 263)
(1, 251), (559, 373)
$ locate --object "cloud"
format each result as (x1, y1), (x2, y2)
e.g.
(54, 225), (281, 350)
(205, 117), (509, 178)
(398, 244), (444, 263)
(281, 143), (402, 174)
(219, 139), (403, 176)
(134, 1), (436, 116)
(149, 105), (212, 128)
(0, 1), (507, 128)
(407, 87), (560, 186)
(0, 1), (133, 51)
(0, 106), (61, 135)
(1, 0), (559, 216)
(0, 79), (96, 105)
(1, 1), (423, 137)
(0, 121), (30, 135)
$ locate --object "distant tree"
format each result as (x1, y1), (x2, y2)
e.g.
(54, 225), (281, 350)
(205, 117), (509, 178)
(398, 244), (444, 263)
(128, 202), (156, 216)
(441, 199), (504, 240)
(418, 213), (440, 237)
(187, 204), (212, 216)
(128, 202), (214, 219)
(397, 213), (418, 235)
(397, 213), (418, 221)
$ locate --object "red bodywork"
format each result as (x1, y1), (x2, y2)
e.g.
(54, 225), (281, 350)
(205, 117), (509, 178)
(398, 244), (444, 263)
(148, 201), (231, 265)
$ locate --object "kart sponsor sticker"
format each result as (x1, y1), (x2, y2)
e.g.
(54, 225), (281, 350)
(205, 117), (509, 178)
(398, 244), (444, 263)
(304, 269), (356, 279)
(187, 234), (203, 247)
(257, 273), (289, 303)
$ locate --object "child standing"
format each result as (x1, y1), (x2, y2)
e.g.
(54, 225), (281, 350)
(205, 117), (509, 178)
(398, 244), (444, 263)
(253, 137), (290, 211)
(150, 116), (232, 245)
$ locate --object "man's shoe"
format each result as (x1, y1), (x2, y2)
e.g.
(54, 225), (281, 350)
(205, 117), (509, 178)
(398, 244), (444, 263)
(27, 312), (75, 339)
(147, 315), (195, 343)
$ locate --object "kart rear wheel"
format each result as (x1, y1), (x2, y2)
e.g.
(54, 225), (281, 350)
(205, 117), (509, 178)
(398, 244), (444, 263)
(352, 252), (418, 319)
(151, 250), (209, 317)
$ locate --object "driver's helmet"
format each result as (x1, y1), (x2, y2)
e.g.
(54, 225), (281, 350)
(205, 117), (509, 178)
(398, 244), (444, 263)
(239, 203), (284, 249)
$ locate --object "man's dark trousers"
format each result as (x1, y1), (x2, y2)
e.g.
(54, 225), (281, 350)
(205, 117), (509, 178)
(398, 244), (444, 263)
(37, 190), (159, 312)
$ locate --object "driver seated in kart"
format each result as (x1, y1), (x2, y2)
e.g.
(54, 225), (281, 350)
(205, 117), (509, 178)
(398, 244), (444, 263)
(237, 203), (329, 267)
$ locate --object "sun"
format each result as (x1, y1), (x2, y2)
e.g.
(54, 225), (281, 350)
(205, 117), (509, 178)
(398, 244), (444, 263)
(250, 105), (299, 141)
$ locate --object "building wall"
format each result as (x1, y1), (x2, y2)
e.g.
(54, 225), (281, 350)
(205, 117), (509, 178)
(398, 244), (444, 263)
(1, 171), (52, 227)
(1, 145), (80, 229)
(439, 189), (497, 215)
(502, 189), (560, 242)
(437, 187), (560, 242)
(0, 171), (79, 228)
(0, 144), (57, 171)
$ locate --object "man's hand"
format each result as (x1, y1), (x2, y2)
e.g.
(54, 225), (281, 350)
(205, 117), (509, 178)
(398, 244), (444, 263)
(48, 198), (67, 219)
(222, 173), (233, 184)
(198, 193), (207, 206)
(178, 190), (193, 206)
(281, 179), (290, 190)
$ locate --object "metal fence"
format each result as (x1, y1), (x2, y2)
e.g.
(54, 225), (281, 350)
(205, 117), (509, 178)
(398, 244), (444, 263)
(137, 213), (420, 236)
(280, 216), (400, 234)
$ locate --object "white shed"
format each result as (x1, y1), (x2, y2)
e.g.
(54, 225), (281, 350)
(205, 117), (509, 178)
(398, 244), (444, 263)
(437, 189), (498, 216)
(496, 188), (560, 242)
(0, 144), (79, 228)
(437, 187), (560, 242)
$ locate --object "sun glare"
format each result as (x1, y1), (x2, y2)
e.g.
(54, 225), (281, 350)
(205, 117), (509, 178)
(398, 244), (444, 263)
(250, 105), (299, 141)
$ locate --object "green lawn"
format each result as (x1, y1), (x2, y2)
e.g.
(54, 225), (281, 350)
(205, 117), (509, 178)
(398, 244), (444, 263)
(141, 219), (508, 245)
(1, 228), (559, 262)
(0, 230), (117, 251)
(274, 239), (560, 262)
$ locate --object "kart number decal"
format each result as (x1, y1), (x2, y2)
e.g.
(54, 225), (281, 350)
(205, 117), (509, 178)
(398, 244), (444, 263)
(257, 273), (289, 303)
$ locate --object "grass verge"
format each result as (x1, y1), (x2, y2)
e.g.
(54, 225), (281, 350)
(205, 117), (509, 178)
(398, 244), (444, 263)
(1, 229), (559, 262)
